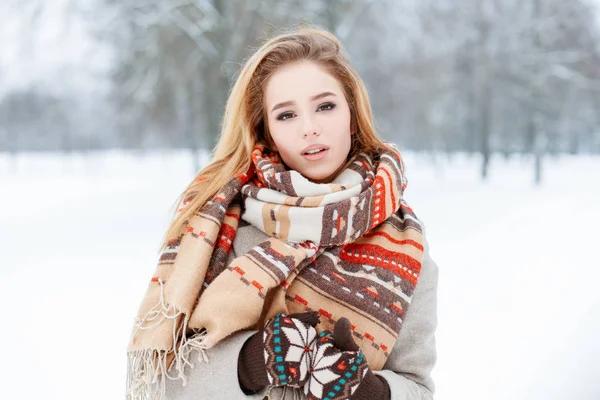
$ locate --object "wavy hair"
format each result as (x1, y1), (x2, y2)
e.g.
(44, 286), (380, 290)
(158, 24), (387, 251)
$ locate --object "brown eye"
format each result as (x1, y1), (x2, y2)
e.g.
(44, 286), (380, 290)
(277, 112), (294, 121)
(317, 103), (336, 112)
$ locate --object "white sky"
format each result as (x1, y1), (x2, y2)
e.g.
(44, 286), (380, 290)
(0, 0), (112, 96)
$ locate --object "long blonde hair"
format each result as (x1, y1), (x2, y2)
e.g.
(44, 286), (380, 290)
(158, 24), (387, 252)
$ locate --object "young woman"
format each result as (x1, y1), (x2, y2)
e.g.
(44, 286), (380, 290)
(127, 26), (439, 400)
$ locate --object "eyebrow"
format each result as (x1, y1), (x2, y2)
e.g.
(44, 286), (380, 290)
(270, 91), (337, 113)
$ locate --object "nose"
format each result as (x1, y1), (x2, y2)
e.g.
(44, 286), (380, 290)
(302, 116), (321, 138)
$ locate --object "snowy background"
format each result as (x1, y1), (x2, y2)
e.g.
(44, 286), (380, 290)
(1, 151), (599, 400)
(2, 0), (600, 399)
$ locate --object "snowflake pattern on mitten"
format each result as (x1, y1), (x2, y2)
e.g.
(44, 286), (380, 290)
(304, 331), (369, 400)
(263, 313), (318, 388)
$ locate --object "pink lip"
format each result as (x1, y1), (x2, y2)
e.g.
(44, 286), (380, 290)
(300, 143), (330, 155)
(302, 148), (329, 161)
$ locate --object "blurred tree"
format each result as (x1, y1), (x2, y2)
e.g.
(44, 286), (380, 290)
(2, 0), (599, 184)
(98, 0), (377, 173)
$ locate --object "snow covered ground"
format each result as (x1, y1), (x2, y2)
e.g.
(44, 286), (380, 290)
(1, 150), (598, 400)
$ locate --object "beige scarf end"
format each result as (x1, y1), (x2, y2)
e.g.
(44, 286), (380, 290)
(126, 279), (211, 400)
(126, 331), (210, 400)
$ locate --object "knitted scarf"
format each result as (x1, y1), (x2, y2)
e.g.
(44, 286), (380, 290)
(126, 142), (424, 400)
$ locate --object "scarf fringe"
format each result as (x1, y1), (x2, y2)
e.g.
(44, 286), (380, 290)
(126, 279), (211, 400)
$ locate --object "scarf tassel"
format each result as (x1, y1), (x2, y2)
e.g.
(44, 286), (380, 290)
(126, 279), (211, 399)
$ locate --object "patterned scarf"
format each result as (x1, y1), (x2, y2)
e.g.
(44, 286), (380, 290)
(126, 142), (424, 400)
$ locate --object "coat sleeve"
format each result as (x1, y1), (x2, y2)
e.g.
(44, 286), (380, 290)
(373, 221), (439, 400)
(162, 329), (262, 400)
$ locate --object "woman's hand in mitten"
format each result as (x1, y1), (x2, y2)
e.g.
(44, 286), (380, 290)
(304, 317), (391, 400)
(238, 311), (320, 394)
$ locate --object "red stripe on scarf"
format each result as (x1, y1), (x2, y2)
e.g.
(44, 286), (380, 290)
(341, 244), (421, 284)
(400, 203), (414, 213)
(390, 303), (405, 316)
(233, 266), (245, 275)
(294, 294), (308, 306)
(373, 175), (386, 225)
(358, 159), (370, 170)
(225, 212), (241, 221)
(217, 224), (236, 250)
(362, 231), (424, 251)
(380, 167), (397, 210)
(251, 281), (263, 291)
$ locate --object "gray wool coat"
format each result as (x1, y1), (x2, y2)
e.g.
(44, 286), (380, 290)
(164, 219), (439, 400)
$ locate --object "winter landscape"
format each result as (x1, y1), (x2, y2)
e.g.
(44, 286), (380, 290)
(1, 150), (599, 399)
(2, 0), (600, 399)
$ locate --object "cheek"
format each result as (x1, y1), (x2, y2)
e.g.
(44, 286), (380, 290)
(267, 120), (286, 150)
(269, 130), (296, 160)
(276, 142), (294, 158)
(324, 109), (352, 145)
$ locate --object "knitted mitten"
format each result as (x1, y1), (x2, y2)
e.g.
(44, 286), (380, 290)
(238, 312), (320, 393)
(304, 318), (391, 400)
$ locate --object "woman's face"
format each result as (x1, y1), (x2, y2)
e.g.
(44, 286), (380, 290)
(263, 60), (352, 184)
